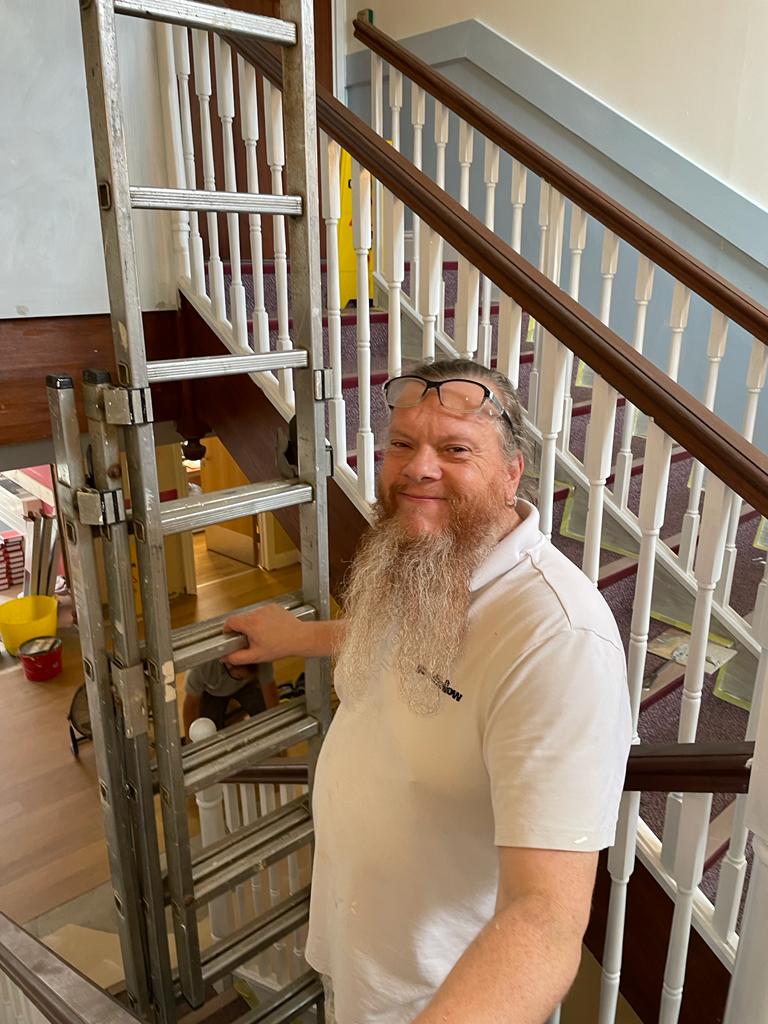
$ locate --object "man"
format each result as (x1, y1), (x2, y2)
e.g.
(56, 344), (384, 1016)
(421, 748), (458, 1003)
(225, 359), (632, 1024)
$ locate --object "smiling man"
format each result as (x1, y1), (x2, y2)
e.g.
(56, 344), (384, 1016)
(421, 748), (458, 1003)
(225, 359), (632, 1024)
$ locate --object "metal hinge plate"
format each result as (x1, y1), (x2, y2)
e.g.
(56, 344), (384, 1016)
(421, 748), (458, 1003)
(110, 662), (148, 739)
(103, 386), (154, 425)
(76, 487), (126, 526)
(313, 368), (333, 401)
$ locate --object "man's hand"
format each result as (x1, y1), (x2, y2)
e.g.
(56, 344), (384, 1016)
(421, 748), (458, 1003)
(224, 605), (344, 666)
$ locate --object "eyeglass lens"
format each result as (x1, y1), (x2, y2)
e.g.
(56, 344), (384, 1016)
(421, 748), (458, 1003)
(386, 377), (490, 413)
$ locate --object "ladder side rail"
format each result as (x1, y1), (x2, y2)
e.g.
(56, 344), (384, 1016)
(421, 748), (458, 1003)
(77, 0), (204, 1002)
(280, 0), (333, 759)
(46, 378), (153, 1018)
(81, 371), (176, 1024)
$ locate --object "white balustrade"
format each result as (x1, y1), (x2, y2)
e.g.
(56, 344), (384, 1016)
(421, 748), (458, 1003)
(238, 57), (270, 356)
(371, 53), (383, 271)
(434, 102), (449, 334)
(171, 27), (204, 294)
(723, 583), (768, 1022)
(714, 558), (768, 940)
(716, 338), (768, 606)
(263, 80), (293, 405)
(320, 134), (348, 470)
(454, 122), (479, 359)
(213, 37), (248, 352)
(557, 204), (588, 453)
(381, 187), (405, 377)
(418, 223), (441, 364)
(280, 783), (306, 976)
(477, 141), (500, 367)
(155, 25), (190, 282)
(496, 161), (528, 385)
(259, 782), (286, 981)
(189, 718), (234, 944)
(611, 256), (656, 506)
(661, 475), (731, 872)
(389, 68), (403, 151)
(581, 229), (620, 583)
(659, 792), (713, 1024)
(352, 160), (376, 504)
(527, 180), (551, 424)
(240, 783), (272, 979)
(409, 85), (426, 311)
(191, 30), (226, 322)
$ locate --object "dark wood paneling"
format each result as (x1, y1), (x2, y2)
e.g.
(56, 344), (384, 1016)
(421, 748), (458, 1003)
(0, 312), (181, 446)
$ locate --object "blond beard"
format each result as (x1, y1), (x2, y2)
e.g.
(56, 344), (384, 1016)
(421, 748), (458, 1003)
(334, 489), (509, 713)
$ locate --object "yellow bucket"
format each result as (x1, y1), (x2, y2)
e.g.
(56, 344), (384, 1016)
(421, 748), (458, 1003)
(0, 596), (58, 656)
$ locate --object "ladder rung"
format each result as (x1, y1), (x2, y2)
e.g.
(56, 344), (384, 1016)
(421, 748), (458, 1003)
(183, 702), (318, 793)
(114, 0), (297, 44)
(238, 971), (323, 1024)
(200, 888), (310, 986)
(146, 351), (308, 383)
(170, 592), (313, 671)
(129, 186), (302, 216)
(160, 480), (312, 535)
(191, 795), (312, 905)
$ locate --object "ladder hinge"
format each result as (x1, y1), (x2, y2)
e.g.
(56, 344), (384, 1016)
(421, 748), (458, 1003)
(76, 487), (126, 526)
(111, 662), (148, 739)
(104, 386), (154, 425)
(313, 368), (333, 401)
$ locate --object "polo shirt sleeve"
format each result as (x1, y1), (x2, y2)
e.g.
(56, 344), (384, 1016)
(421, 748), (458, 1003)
(184, 665), (208, 697)
(482, 628), (632, 851)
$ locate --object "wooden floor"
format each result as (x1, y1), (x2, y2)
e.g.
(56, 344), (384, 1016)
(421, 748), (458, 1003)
(0, 536), (301, 925)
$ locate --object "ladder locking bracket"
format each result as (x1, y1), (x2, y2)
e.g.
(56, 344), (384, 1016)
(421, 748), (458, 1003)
(104, 386), (154, 426)
(76, 487), (126, 526)
(111, 662), (148, 739)
(313, 368), (333, 401)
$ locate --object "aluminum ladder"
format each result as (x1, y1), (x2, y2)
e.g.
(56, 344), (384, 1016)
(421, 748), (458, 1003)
(46, 2), (331, 1021)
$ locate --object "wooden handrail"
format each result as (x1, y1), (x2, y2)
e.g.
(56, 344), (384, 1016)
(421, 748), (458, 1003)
(223, 742), (753, 794)
(353, 15), (768, 347)
(223, 31), (768, 518)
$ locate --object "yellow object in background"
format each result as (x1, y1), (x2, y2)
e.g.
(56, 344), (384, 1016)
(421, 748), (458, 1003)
(338, 147), (375, 309)
(0, 595), (57, 655)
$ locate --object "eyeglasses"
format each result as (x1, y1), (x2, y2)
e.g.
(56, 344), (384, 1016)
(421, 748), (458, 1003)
(383, 375), (515, 432)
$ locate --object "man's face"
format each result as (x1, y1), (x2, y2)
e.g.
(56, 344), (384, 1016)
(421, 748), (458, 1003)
(378, 388), (523, 538)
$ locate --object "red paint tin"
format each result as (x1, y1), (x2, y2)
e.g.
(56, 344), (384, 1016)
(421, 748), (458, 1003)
(18, 635), (63, 682)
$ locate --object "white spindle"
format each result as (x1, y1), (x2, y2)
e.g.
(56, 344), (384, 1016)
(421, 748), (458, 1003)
(581, 229), (620, 583)
(434, 102), (449, 335)
(320, 134), (348, 471)
(189, 718), (233, 943)
(661, 476), (731, 873)
(667, 281), (692, 378)
(240, 784), (271, 979)
(535, 189), (567, 539)
(264, 80), (293, 404)
(352, 160), (375, 503)
(222, 782), (252, 928)
(677, 312), (729, 571)
(557, 204), (588, 453)
(716, 338), (768, 605)
(454, 122), (479, 359)
(238, 57), (270, 355)
(191, 30), (226, 322)
(259, 782), (285, 980)
(527, 181), (551, 424)
(155, 25), (190, 281)
(658, 793), (713, 1024)
(409, 85), (426, 310)
(389, 68), (402, 151)
(280, 783), (305, 976)
(371, 53), (383, 271)
(213, 37), (247, 351)
(172, 27), (204, 294)
(477, 141), (500, 367)
(723, 583), (768, 1023)
(612, 256), (656, 505)
(713, 558), (768, 939)
(382, 187), (404, 376)
(418, 226), (441, 363)
(496, 162), (528, 385)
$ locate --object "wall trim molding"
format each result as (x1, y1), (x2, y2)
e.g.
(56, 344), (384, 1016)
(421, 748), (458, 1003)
(347, 19), (768, 279)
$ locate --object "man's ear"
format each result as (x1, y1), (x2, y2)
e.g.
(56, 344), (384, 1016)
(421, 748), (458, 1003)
(505, 452), (524, 501)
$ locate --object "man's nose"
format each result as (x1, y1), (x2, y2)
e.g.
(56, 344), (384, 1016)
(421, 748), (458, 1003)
(402, 445), (441, 480)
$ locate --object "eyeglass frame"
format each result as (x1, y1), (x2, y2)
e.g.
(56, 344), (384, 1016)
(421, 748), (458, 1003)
(382, 375), (517, 434)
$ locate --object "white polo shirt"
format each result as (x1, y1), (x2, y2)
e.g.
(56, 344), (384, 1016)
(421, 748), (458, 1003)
(305, 502), (631, 1024)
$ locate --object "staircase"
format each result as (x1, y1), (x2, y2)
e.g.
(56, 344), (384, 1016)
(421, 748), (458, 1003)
(79, 7), (768, 1024)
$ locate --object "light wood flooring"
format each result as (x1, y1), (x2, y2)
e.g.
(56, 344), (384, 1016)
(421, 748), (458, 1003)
(0, 535), (301, 925)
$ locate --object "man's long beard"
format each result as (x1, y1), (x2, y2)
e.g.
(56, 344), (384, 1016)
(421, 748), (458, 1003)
(334, 492), (506, 713)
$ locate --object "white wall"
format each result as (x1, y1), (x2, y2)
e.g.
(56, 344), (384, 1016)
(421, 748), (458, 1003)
(0, 2), (176, 319)
(347, 0), (768, 212)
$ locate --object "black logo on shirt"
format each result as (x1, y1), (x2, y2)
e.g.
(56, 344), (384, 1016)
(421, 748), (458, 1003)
(416, 666), (464, 702)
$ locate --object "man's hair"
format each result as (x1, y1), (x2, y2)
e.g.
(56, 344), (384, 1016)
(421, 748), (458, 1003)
(402, 358), (532, 464)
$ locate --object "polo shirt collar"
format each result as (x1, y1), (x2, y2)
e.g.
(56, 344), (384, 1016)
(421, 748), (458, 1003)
(469, 499), (543, 592)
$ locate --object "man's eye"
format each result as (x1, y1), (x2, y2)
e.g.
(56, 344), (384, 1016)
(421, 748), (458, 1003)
(389, 440), (410, 450)
(446, 446), (470, 455)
